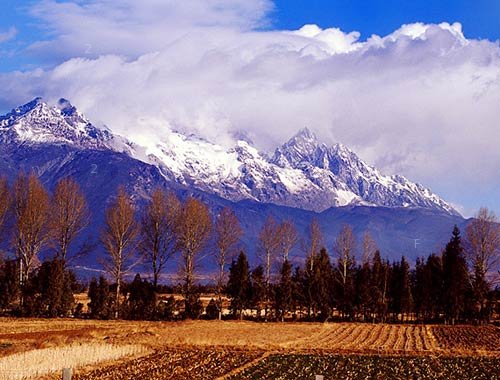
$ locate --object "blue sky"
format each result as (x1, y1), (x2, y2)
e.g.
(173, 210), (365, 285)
(272, 0), (500, 40)
(0, 0), (39, 72)
(0, 0), (499, 217)
(2, 0), (500, 73)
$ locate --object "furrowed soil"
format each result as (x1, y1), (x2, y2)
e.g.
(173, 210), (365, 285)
(228, 354), (500, 380)
(0, 319), (498, 379)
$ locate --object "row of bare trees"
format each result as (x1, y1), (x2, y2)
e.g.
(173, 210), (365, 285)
(0, 172), (499, 321)
(97, 187), (224, 318)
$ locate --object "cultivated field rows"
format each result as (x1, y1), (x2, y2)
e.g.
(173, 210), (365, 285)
(0, 319), (498, 357)
(294, 324), (442, 353)
(71, 348), (265, 380)
(0, 319), (499, 379)
(228, 354), (500, 380)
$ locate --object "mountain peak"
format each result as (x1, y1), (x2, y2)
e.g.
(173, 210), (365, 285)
(271, 127), (325, 168)
(56, 98), (77, 116)
(294, 127), (317, 142)
(270, 127), (459, 215)
(0, 97), (114, 150)
(0, 97), (44, 122)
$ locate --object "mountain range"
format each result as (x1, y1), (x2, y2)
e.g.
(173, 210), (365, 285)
(0, 98), (468, 276)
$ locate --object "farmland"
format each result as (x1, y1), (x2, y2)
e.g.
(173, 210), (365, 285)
(0, 319), (498, 379)
(228, 354), (500, 380)
(72, 348), (264, 380)
(0, 344), (146, 380)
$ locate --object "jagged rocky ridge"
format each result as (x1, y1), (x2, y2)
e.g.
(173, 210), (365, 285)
(0, 98), (458, 216)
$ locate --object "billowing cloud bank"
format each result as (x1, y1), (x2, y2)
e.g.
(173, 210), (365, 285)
(1, 0), (500, 215)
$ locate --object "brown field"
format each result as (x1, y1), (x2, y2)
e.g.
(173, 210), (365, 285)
(0, 319), (498, 379)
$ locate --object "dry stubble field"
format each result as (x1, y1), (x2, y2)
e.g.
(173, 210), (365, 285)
(0, 319), (498, 379)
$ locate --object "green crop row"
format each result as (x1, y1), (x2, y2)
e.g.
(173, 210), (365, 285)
(231, 354), (500, 380)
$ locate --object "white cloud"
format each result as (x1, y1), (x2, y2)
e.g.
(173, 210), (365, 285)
(290, 24), (362, 54)
(1, 0), (500, 214)
(0, 27), (17, 43)
(25, 0), (274, 62)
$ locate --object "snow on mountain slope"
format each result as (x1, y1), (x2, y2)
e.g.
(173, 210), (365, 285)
(0, 97), (133, 153)
(139, 132), (339, 210)
(271, 128), (458, 214)
(0, 98), (459, 215)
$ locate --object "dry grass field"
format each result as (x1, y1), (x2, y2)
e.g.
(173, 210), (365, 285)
(0, 319), (498, 379)
(0, 343), (147, 380)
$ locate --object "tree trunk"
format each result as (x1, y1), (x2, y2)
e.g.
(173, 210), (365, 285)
(115, 280), (120, 319)
(218, 293), (223, 321)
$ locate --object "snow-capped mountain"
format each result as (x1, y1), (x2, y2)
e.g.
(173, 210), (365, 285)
(0, 97), (469, 267)
(0, 97), (115, 149)
(271, 128), (457, 214)
(132, 126), (457, 215)
(0, 98), (458, 216)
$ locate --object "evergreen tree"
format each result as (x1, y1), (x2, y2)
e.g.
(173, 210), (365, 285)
(388, 257), (412, 321)
(126, 274), (155, 320)
(87, 278), (99, 316)
(25, 258), (75, 317)
(355, 261), (371, 321)
(399, 256), (413, 321)
(205, 299), (219, 320)
(227, 251), (251, 319)
(442, 226), (470, 324)
(388, 260), (401, 320)
(184, 291), (203, 320)
(42, 259), (65, 317)
(250, 265), (265, 319)
(312, 248), (334, 321)
(88, 276), (112, 319)
(0, 259), (19, 312)
(421, 254), (443, 321)
(303, 253), (317, 318)
(291, 266), (305, 320)
(412, 257), (426, 321)
(275, 260), (292, 321)
(369, 251), (390, 322)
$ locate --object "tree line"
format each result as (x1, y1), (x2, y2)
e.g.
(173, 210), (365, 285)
(0, 172), (498, 324)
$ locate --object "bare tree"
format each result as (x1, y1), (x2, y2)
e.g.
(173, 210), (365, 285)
(278, 220), (298, 262)
(13, 173), (50, 283)
(334, 224), (357, 284)
(333, 224), (357, 317)
(258, 216), (281, 318)
(361, 232), (377, 265)
(304, 218), (324, 271)
(49, 177), (90, 264)
(466, 208), (500, 279)
(213, 207), (242, 319)
(141, 189), (181, 289)
(176, 197), (212, 298)
(101, 187), (139, 318)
